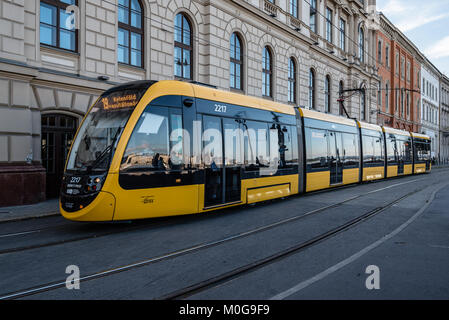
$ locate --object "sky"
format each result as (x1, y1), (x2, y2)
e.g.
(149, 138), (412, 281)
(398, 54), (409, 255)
(377, 0), (449, 76)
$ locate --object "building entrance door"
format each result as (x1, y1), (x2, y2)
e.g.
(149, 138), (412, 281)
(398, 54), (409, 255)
(41, 114), (78, 198)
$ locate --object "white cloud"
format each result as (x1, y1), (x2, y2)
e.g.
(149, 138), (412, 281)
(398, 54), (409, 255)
(425, 35), (449, 59)
(397, 13), (449, 32)
(378, 0), (449, 32)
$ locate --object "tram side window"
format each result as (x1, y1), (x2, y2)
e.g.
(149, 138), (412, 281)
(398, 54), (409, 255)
(362, 134), (384, 166)
(121, 106), (183, 172)
(305, 127), (328, 171)
(386, 134), (398, 164)
(342, 133), (359, 167)
(398, 138), (413, 163)
(223, 118), (244, 166)
(243, 120), (271, 171)
(202, 115), (224, 167)
(278, 125), (298, 169)
(415, 141), (430, 162)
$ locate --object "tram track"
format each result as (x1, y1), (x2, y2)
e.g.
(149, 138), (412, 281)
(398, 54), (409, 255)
(0, 175), (437, 300)
(0, 175), (428, 256)
(158, 189), (421, 299)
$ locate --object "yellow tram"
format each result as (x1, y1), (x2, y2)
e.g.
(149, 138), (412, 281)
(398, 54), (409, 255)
(60, 80), (431, 221)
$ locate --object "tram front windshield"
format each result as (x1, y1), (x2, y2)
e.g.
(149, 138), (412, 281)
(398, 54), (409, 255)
(66, 89), (145, 172)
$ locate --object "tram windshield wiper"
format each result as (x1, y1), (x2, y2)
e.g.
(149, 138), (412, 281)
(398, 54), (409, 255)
(87, 127), (123, 172)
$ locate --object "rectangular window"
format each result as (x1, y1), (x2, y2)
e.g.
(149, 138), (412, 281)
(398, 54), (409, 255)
(243, 121), (270, 171)
(362, 132), (384, 167)
(40, 0), (77, 52)
(401, 57), (405, 79)
(310, 0), (317, 33)
(386, 134), (398, 165)
(378, 81), (382, 105)
(289, 0), (298, 18)
(407, 61), (410, 82)
(398, 137), (413, 164)
(415, 141), (431, 162)
(378, 41), (382, 63)
(326, 8), (333, 43)
(386, 46), (389, 67)
(342, 133), (359, 167)
(395, 53), (399, 75)
(121, 106), (184, 172)
(305, 127), (328, 172)
(278, 125), (298, 169)
(339, 18), (346, 51)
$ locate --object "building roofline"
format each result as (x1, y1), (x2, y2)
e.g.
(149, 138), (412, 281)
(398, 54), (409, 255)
(378, 12), (444, 77)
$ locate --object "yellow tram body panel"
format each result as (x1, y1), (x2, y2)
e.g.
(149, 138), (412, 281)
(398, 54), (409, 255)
(386, 165), (398, 178)
(242, 174), (298, 205)
(306, 168), (360, 192)
(112, 183), (201, 221)
(404, 164), (413, 175)
(414, 164), (426, 174)
(343, 168), (359, 185)
(363, 166), (384, 181)
(306, 171), (330, 192)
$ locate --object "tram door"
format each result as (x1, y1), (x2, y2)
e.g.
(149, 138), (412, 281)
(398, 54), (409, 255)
(41, 114), (78, 198)
(203, 115), (241, 207)
(397, 141), (404, 175)
(329, 131), (343, 185)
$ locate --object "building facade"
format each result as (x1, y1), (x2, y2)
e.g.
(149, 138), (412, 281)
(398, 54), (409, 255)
(0, 0), (378, 206)
(375, 13), (421, 132)
(440, 75), (449, 163)
(420, 59), (441, 159)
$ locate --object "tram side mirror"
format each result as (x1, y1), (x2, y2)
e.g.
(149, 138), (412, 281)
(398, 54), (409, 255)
(183, 98), (194, 107)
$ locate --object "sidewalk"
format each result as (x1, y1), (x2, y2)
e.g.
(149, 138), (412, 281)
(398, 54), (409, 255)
(0, 198), (60, 223)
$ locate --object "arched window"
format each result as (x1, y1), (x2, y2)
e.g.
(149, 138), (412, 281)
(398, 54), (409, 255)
(325, 75), (331, 113)
(288, 58), (296, 104)
(309, 69), (315, 109)
(359, 27), (365, 63)
(230, 33), (243, 91)
(339, 81), (344, 115)
(262, 47), (273, 98)
(118, 0), (144, 67)
(174, 13), (193, 80)
(40, 0), (78, 52)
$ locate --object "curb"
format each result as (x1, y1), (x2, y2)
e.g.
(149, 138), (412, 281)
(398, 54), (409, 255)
(0, 211), (60, 224)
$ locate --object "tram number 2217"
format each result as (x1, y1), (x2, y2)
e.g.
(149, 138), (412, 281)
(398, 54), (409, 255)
(214, 104), (227, 113)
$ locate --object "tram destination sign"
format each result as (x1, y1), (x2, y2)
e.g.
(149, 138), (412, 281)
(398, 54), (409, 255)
(101, 93), (139, 111)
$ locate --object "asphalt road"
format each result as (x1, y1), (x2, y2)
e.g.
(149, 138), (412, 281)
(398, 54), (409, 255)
(1, 169), (449, 300)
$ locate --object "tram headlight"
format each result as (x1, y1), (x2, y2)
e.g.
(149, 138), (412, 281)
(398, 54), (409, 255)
(83, 175), (104, 194)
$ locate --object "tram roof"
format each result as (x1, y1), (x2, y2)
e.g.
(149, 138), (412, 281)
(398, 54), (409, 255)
(382, 126), (411, 137)
(298, 108), (357, 127)
(358, 121), (383, 132)
(410, 132), (431, 140)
